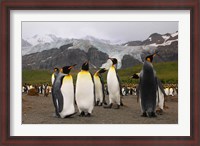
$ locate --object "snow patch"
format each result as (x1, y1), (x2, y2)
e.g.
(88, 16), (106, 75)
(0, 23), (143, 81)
(162, 35), (170, 41)
(171, 32), (178, 37)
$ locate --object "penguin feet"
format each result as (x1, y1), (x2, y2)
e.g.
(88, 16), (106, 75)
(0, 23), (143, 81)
(95, 101), (100, 106)
(97, 101), (103, 106)
(64, 112), (77, 118)
(85, 113), (91, 117)
(164, 105), (169, 109)
(141, 112), (147, 117)
(120, 101), (124, 106)
(53, 111), (60, 118)
(103, 101), (107, 105)
(151, 112), (157, 117)
(147, 112), (157, 118)
(53, 113), (60, 118)
(103, 103), (113, 108)
(156, 108), (163, 115)
(114, 104), (120, 109)
(79, 111), (85, 117)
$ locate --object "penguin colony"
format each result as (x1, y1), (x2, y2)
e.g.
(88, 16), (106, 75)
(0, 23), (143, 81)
(51, 53), (167, 118)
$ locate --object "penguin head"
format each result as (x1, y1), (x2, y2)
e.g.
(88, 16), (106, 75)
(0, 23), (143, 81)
(82, 61), (89, 71)
(131, 73), (140, 79)
(145, 54), (155, 62)
(54, 67), (59, 73)
(61, 64), (77, 74)
(109, 58), (118, 65)
(145, 51), (158, 63)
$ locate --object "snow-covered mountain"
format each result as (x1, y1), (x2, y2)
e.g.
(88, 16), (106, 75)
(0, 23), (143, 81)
(22, 34), (72, 56)
(22, 31), (178, 69)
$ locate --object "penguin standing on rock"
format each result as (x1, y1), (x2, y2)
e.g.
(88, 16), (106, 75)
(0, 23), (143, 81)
(93, 68), (107, 106)
(52, 64), (76, 118)
(138, 52), (159, 117)
(75, 61), (95, 117)
(104, 58), (123, 109)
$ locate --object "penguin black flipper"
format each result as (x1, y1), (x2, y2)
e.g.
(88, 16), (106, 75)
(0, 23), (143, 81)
(89, 72), (96, 106)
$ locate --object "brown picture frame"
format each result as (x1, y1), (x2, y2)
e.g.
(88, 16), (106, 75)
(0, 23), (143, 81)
(0, 0), (199, 145)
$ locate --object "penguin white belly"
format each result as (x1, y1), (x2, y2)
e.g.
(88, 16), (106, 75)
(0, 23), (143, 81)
(51, 74), (55, 85)
(94, 76), (103, 102)
(76, 71), (94, 113)
(59, 75), (75, 118)
(169, 88), (174, 96)
(165, 88), (169, 96)
(107, 67), (120, 104)
(156, 87), (164, 110)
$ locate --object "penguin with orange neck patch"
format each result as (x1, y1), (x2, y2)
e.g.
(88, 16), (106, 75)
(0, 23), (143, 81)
(75, 61), (95, 117)
(52, 64), (76, 118)
(104, 58), (123, 109)
(138, 52), (158, 117)
(93, 68), (107, 106)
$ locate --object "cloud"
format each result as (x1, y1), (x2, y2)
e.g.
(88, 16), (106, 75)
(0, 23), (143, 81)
(22, 21), (178, 43)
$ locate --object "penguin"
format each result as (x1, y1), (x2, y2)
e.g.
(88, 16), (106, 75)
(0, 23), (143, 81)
(104, 58), (122, 109)
(132, 72), (167, 115)
(52, 64), (76, 118)
(51, 67), (59, 85)
(75, 61), (95, 117)
(137, 52), (158, 117)
(155, 78), (166, 115)
(93, 68), (107, 106)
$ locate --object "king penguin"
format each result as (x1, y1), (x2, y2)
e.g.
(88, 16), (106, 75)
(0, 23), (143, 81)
(104, 58), (123, 109)
(75, 61), (95, 117)
(137, 52), (158, 117)
(52, 64), (76, 118)
(51, 67), (59, 85)
(132, 72), (166, 115)
(93, 68), (107, 106)
(51, 67), (59, 117)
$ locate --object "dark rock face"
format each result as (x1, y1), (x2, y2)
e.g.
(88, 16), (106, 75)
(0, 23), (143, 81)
(155, 41), (178, 62)
(121, 55), (141, 68)
(87, 47), (109, 68)
(142, 33), (165, 45)
(22, 45), (108, 70)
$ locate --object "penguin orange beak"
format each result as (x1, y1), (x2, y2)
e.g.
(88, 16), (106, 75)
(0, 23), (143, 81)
(68, 64), (77, 69)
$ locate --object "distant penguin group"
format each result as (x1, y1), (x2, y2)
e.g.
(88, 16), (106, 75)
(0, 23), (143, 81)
(51, 52), (167, 118)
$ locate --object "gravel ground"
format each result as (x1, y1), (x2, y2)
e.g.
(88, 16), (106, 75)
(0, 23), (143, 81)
(22, 94), (178, 124)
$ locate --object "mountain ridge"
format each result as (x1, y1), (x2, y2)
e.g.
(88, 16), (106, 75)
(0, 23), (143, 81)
(22, 31), (178, 69)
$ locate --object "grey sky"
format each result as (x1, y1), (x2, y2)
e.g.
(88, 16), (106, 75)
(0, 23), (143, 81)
(22, 21), (178, 43)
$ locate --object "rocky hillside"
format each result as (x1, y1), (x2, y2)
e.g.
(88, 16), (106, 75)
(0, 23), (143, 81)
(22, 31), (178, 70)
